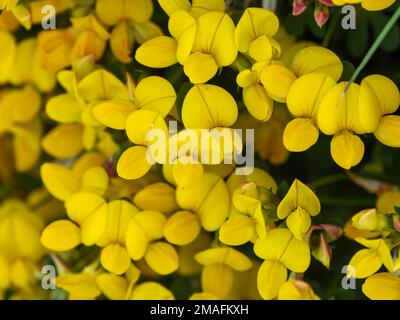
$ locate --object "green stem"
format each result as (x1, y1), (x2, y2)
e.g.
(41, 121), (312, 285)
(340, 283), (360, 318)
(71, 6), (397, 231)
(348, 5), (400, 86)
(319, 196), (375, 207)
(322, 10), (340, 48)
(309, 173), (348, 189)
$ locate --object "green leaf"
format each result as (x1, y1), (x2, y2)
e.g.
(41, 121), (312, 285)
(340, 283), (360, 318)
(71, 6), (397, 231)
(277, 181), (289, 199)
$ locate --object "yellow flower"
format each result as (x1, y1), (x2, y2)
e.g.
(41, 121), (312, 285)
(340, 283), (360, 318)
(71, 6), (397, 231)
(136, 11), (237, 84)
(133, 182), (178, 214)
(97, 200), (139, 275)
(70, 15), (110, 62)
(0, 31), (16, 84)
(284, 73), (336, 152)
(254, 228), (311, 300)
(158, 0), (225, 18)
(260, 46), (343, 104)
(348, 237), (394, 279)
(56, 270), (101, 300)
(195, 247), (252, 299)
(278, 279), (320, 300)
(362, 273), (400, 300)
(220, 182), (277, 246)
(0, 200), (45, 292)
(37, 28), (77, 72)
(43, 68), (126, 159)
(96, 0), (162, 63)
(332, 0), (396, 11)
(0, 0), (18, 11)
(361, 75), (400, 148)
(8, 37), (56, 92)
(277, 179), (321, 240)
(40, 166), (110, 251)
(351, 209), (389, 232)
(176, 172), (230, 232)
(0, 86), (42, 172)
(235, 8), (281, 63)
(126, 210), (179, 275)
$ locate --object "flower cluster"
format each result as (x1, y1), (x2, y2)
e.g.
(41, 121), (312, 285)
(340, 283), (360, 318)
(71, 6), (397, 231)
(0, 0), (399, 301)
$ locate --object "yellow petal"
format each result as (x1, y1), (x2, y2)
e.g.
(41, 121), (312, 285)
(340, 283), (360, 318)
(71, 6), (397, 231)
(145, 242), (179, 275)
(374, 115), (400, 148)
(57, 272), (101, 300)
(125, 109), (168, 145)
(286, 207), (312, 240)
(164, 211), (201, 246)
(132, 21), (163, 45)
(292, 46), (343, 81)
(362, 273), (400, 300)
(78, 69), (129, 101)
(117, 146), (153, 180)
(201, 264), (234, 299)
(41, 220), (81, 251)
(257, 260), (287, 300)
(0, 254), (10, 289)
(65, 192), (106, 224)
(277, 179), (321, 219)
(243, 84), (274, 122)
(176, 173), (229, 231)
(195, 247), (252, 271)
(135, 76), (176, 117)
(261, 64), (297, 103)
(193, 12), (237, 67)
(184, 52), (218, 84)
(249, 35), (275, 62)
(129, 282), (174, 300)
(135, 36), (178, 68)
(219, 215), (255, 246)
(359, 75), (399, 131)
(376, 191), (400, 214)
(133, 182), (178, 214)
(318, 82), (366, 135)
(168, 10), (196, 64)
(93, 99), (137, 130)
(348, 248), (382, 279)
(190, 0), (225, 17)
(235, 8), (279, 53)
(287, 73), (337, 119)
(158, 0), (191, 16)
(96, 273), (128, 300)
(42, 124), (83, 159)
(110, 21), (135, 64)
(254, 228), (310, 272)
(40, 163), (80, 201)
(80, 166), (109, 195)
(331, 132), (365, 170)
(182, 84), (238, 129)
(46, 94), (81, 123)
(126, 210), (166, 260)
(172, 163), (203, 188)
(100, 244), (131, 275)
(283, 118), (319, 152)
(10, 86), (41, 123)
(362, 0), (396, 11)
(0, 31), (16, 84)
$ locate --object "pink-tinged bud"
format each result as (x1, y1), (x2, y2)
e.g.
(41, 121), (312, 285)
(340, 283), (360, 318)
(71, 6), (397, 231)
(293, 0), (308, 16)
(312, 233), (332, 268)
(319, 0), (334, 7)
(320, 224), (342, 242)
(314, 5), (330, 28)
(393, 215), (400, 232)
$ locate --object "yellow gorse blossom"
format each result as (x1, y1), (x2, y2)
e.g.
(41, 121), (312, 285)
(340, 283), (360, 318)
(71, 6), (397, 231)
(158, 0), (225, 18)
